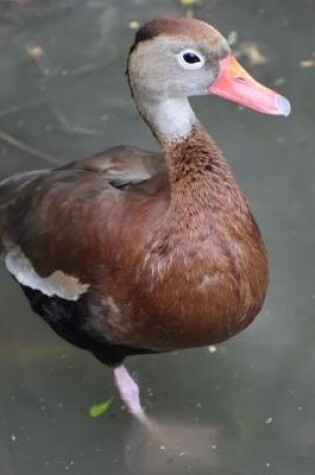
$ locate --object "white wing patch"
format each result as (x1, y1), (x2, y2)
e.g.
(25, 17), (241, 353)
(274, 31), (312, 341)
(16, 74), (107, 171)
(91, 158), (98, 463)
(5, 244), (89, 301)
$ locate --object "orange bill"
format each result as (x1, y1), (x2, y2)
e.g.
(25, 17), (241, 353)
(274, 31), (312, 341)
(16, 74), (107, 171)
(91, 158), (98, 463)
(209, 55), (291, 116)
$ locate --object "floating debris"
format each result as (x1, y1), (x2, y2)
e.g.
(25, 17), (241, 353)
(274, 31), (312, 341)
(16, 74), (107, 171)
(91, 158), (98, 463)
(208, 345), (217, 353)
(227, 30), (239, 46)
(88, 398), (113, 418)
(180, 0), (198, 6)
(185, 9), (195, 19)
(265, 417), (273, 425)
(235, 42), (267, 66)
(26, 45), (44, 60)
(25, 43), (55, 77)
(273, 77), (285, 87)
(129, 21), (140, 30)
(147, 387), (154, 397)
(300, 59), (315, 68)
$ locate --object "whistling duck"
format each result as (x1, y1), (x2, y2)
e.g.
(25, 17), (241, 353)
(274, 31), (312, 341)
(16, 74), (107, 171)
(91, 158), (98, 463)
(0, 18), (290, 418)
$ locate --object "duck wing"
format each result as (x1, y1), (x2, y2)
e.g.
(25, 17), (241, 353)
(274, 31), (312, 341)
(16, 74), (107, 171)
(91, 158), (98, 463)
(59, 145), (167, 190)
(0, 145), (168, 280)
(0, 146), (169, 364)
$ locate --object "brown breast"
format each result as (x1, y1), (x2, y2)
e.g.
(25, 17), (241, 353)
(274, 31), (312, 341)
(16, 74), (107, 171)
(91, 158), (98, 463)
(0, 126), (268, 354)
(91, 126), (269, 351)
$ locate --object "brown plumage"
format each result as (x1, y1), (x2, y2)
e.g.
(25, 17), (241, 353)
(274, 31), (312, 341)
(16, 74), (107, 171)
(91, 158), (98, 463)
(0, 17), (290, 417)
(129, 17), (228, 56)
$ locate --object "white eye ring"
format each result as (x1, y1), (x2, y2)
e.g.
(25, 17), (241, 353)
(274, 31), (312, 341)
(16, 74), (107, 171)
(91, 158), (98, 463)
(176, 49), (205, 70)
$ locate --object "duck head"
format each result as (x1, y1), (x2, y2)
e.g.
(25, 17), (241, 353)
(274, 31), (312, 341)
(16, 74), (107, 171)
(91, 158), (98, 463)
(127, 18), (290, 141)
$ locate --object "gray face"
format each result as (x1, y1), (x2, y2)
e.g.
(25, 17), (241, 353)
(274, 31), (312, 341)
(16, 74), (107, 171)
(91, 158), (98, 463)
(128, 36), (230, 103)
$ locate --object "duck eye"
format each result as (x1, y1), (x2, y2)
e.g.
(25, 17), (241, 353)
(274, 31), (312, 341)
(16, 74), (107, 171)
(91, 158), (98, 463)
(177, 49), (205, 70)
(183, 52), (201, 64)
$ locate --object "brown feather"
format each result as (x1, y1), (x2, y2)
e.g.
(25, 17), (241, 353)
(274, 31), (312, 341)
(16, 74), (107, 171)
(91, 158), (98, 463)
(1, 123), (268, 350)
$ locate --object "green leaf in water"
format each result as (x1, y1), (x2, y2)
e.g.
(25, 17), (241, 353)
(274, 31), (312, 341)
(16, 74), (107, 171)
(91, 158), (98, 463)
(180, 0), (198, 6)
(89, 398), (114, 418)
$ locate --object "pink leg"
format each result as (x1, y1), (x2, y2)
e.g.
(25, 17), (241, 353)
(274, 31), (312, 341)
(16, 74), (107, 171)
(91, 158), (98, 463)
(114, 365), (145, 418)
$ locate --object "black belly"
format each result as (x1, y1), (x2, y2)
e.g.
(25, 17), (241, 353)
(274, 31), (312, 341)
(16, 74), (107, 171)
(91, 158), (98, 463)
(20, 284), (154, 367)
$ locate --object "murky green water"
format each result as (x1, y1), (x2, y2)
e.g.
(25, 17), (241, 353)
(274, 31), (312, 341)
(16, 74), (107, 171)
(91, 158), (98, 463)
(0, 0), (314, 474)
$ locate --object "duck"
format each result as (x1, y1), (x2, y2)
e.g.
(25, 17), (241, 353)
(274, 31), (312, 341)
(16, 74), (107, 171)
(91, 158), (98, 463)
(0, 17), (290, 419)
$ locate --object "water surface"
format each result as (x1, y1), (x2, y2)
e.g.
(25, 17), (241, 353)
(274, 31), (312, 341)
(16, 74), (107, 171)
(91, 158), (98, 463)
(0, 1), (314, 474)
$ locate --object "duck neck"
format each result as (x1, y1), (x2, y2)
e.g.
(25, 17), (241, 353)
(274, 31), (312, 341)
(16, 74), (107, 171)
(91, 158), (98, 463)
(139, 96), (247, 225)
(165, 124), (244, 223)
(164, 123), (227, 188)
(138, 96), (228, 180)
(139, 97), (198, 145)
